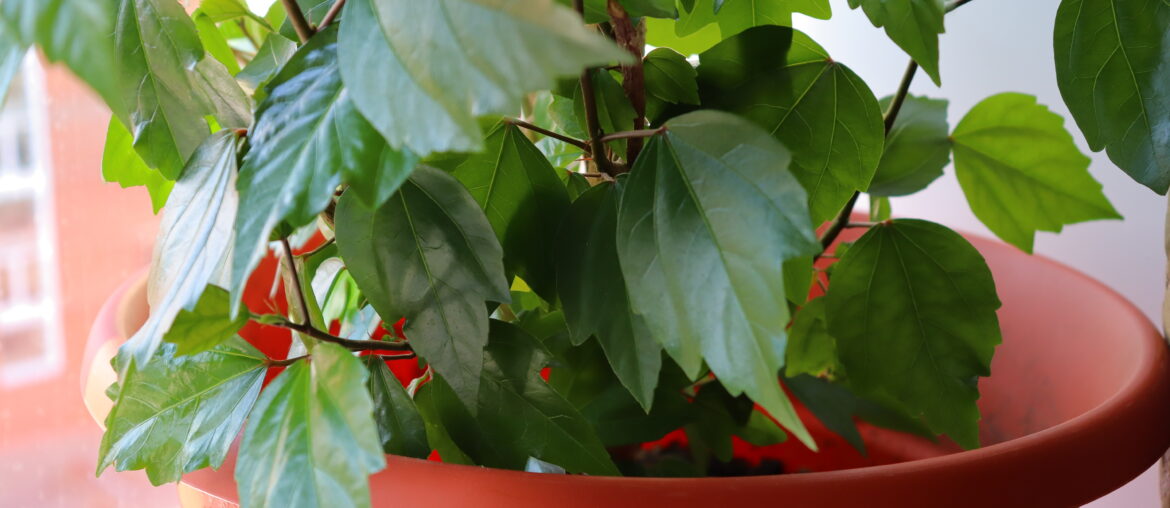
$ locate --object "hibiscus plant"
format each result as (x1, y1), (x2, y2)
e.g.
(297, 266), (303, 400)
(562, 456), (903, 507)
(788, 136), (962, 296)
(0, 0), (1164, 506)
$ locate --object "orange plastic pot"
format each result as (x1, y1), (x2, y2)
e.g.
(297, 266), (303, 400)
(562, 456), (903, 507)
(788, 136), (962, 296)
(82, 228), (1170, 507)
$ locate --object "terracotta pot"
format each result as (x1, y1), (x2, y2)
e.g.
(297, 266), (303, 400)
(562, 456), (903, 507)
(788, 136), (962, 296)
(83, 229), (1170, 507)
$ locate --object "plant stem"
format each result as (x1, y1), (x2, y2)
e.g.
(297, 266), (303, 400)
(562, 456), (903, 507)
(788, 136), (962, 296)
(846, 221), (881, 228)
(600, 126), (665, 143)
(318, 0), (345, 30)
(281, 0), (313, 43)
(271, 317), (413, 351)
(297, 238), (335, 259)
(280, 238), (313, 326)
(574, 0), (618, 177)
(606, 0), (647, 163)
(266, 355), (307, 367)
(505, 118), (591, 151)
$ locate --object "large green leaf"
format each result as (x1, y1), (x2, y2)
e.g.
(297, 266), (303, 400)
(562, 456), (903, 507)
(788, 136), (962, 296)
(120, 131), (240, 366)
(237, 35), (297, 96)
(557, 183), (661, 410)
(230, 27), (416, 312)
(1054, 0), (1170, 193)
(0, 0), (122, 116)
(824, 219), (1001, 448)
(414, 321), (619, 475)
(453, 122), (570, 301)
(615, 110), (819, 447)
(335, 166), (510, 410)
(102, 116), (174, 213)
(697, 26), (885, 224)
(114, 0), (224, 178)
(848, 0), (945, 85)
(337, 0), (629, 155)
(98, 337), (266, 486)
(363, 356), (430, 458)
(645, 15), (723, 56)
(644, 47), (700, 122)
(162, 285), (249, 356)
(869, 95), (950, 196)
(548, 338), (693, 447)
(951, 93), (1120, 253)
(236, 344), (386, 508)
(675, 0), (824, 39)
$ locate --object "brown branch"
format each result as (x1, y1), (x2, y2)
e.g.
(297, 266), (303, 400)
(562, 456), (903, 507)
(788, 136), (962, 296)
(607, 0), (647, 163)
(271, 318), (413, 351)
(574, 0), (617, 177)
(266, 355), (307, 367)
(318, 0), (345, 30)
(280, 238), (313, 327)
(883, 60), (919, 133)
(281, 0), (313, 43)
(600, 127), (665, 143)
(505, 118), (590, 151)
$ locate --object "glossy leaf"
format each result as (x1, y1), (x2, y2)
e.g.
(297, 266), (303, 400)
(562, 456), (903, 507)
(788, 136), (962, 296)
(644, 48), (700, 106)
(824, 219), (1001, 448)
(237, 34), (297, 97)
(230, 28), (415, 312)
(337, 0), (629, 155)
(1054, 0), (1170, 193)
(697, 26), (885, 224)
(114, 0), (225, 178)
(557, 184), (662, 410)
(615, 110), (820, 447)
(121, 131), (240, 366)
(364, 356), (430, 458)
(0, 0), (122, 116)
(415, 321), (619, 475)
(162, 286), (249, 356)
(236, 344), (386, 508)
(869, 95), (950, 197)
(102, 116), (173, 213)
(453, 122), (570, 301)
(784, 297), (839, 378)
(951, 93), (1120, 253)
(98, 337), (266, 485)
(335, 166), (510, 410)
(848, 0), (945, 85)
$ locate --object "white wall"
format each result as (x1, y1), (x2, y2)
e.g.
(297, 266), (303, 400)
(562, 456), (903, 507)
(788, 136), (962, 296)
(795, 0), (1167, 325)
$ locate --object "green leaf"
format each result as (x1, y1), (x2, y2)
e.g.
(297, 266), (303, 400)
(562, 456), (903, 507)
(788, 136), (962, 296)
(711, 0), (825, 34)
(951, 92), (1120, 253)
(645, 15), (723, 55)
(114, 0), (224, 178)
(337, 0), (629, 155)
(549, 338), (693, 447)
(0, 28), (24, 104)
(784, 297), (839, 378)
(193, 56), (253, 130)
(193, 11), (240, 74)
(236, 343), (386, 508)
(230, 27), (415, 312)
(736, 410), (787, 447)
(558, 0), (678, 20)
(162, 286), (249, 356)
(335, 166), (510, 411)
(363, 356), (430, 458)
(97, 337), (267, 485)
(237, 34), (297, 96)
(453, 122), (570, 301)
(201, 0), (274, 29)
(102, 116), (174, 213)
(415, 321), (619, 475)
(824, 219), (1001, 448)
(278, 0), (335, 40)
(615, 110), (819, 448)
(120, 131), (240, 366)
(784, 374), (864, 453)
(684, 382), (753, 462)
(558, 183), (662, 410)
(870, 195), (892, 221)
(644, 48), (700, 106)
(869, 95), (949, 196)
(782, 255), (814, 305)
(848, 0), (944, 85)
(0, 0), (122, 117)
(1054, 0), (1170, 193)
(697, 26), (885, 224)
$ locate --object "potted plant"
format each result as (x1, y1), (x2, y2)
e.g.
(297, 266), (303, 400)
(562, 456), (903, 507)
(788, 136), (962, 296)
(6, 0), (1167, 505)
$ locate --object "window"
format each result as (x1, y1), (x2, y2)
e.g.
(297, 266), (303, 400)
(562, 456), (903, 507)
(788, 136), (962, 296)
(0, 53), (63, 387)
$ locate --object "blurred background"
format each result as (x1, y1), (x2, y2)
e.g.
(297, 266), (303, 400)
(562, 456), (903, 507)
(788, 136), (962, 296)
(0, 0), (1163, 506)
